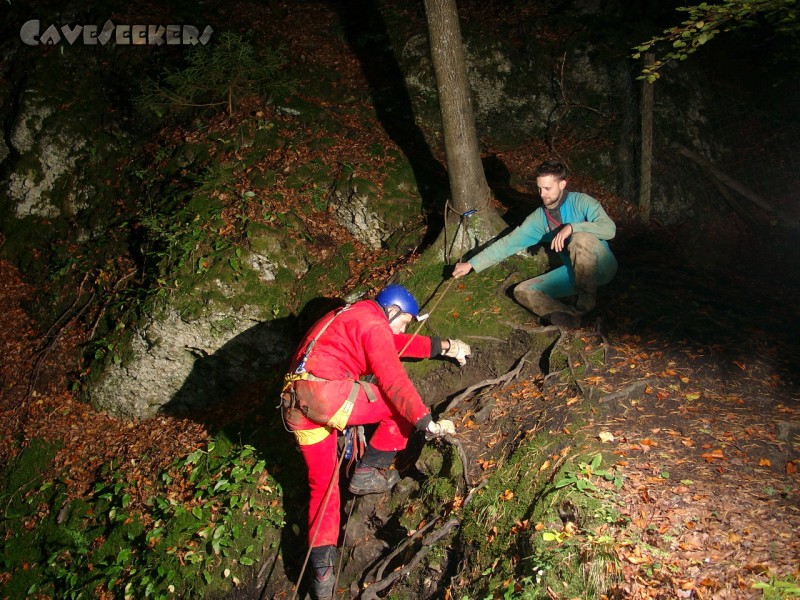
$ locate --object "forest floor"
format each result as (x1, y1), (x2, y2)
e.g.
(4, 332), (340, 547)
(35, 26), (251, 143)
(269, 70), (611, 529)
(576, 226), (800, 598)
(2, 221), (799, 599)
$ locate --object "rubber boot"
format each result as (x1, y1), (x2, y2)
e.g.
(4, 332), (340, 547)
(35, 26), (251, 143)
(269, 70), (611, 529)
(309, 545), (337, 600)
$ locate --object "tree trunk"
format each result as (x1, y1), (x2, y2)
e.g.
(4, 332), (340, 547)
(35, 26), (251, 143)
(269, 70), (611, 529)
(424, 0), (505, 260)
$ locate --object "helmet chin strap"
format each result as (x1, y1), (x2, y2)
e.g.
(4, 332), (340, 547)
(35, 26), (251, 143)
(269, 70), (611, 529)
(385, 305), (404, 324)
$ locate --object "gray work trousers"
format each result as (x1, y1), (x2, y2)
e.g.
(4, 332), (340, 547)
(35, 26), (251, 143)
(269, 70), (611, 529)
(513, 232), (617, 318)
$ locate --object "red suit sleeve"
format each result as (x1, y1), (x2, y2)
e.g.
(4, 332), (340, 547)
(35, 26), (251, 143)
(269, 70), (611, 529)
(393, 333), (433, 358)
(364, 326), (431, 427)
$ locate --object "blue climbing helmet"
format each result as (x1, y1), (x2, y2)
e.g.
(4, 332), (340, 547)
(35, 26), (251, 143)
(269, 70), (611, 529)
(376, 284), (420, 319)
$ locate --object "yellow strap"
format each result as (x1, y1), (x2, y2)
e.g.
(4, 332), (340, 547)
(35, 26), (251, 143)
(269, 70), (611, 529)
(283, 371), (309, 391)
(293, 426), (334, 446)
(327, 399), (354, 431)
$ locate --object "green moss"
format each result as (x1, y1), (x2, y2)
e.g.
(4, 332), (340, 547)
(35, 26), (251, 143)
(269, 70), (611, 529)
(381, 154), (420, 199)
(367, 142), (385, 157)
(397, 444), (461, 533)
(0, 433), (287, 599)
(247, 168), (278, 189)
(1, 439), (59, 495)
(284, 158), (329, 190)
(247, 223), (284, 255)
(253, 127), (286, 151)
(0, 439), (64, 596)
(350, 177), (378, 198)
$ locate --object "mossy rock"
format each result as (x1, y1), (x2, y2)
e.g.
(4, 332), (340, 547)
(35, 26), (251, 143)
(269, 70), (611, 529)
(254, 126), (286, 151)
(382, 155), (420, 199)
(293, 242), (355, 311)
(246, 222), (284, 255)
(283, 158), (330, 190)
(367, 142), (385, 157)
(308, 136), (336, 151)
(349, 177), (379, 199)
(277, 96), (325, 123)
(167, 142), (213, 172)
(247, 168), (277, 189)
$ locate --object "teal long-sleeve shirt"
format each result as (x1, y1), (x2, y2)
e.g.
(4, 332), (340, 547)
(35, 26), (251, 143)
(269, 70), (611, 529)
(468, 191), (616, 273)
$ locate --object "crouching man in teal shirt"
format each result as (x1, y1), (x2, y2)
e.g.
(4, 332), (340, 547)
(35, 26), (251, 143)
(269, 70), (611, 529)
(452, 160), (617, 328)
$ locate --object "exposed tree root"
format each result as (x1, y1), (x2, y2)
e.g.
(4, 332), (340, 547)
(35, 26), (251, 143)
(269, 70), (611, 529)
(443, 349), (531, 413)
(360, 480), (488, 600)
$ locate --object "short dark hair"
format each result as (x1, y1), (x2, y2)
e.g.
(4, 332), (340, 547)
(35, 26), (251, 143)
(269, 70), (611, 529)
(535, 160), (568, 180)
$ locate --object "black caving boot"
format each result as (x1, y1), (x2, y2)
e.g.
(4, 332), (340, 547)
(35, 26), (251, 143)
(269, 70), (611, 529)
(348, 445), (399, 496)
(309, 545), (337, 600)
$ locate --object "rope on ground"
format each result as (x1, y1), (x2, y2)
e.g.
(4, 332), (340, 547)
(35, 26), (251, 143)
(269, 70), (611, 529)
(443, 349), (531, 413)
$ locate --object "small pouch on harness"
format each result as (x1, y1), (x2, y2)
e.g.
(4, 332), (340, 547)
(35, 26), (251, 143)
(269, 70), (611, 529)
(292, 378), (378, 430)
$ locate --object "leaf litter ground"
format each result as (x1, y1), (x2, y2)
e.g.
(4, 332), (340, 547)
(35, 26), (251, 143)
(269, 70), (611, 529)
(3, 218), (800, 599)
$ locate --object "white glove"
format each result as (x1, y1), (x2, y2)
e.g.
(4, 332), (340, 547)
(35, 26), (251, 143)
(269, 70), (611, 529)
(426, 419), (456, 439)
(443, 339), (471, 367)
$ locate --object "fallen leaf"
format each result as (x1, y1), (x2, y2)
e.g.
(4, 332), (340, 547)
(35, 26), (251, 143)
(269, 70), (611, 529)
(510, 519), (529, 534)
(598, 431), (615, 443)
(758, 458), (771, 467)
(624, 552), (648, 565)
(701, 449), (726, 462)
(486, 526), (498, 543)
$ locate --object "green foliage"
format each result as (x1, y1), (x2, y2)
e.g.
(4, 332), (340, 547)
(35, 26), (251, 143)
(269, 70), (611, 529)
(753, 574), (800, 598)
(555, 454), (624, 493)
(0, 437), (284, 599)
(137, 32), (296, 117)
(457, 436), (624, 599)
(633, 0), (799, 81)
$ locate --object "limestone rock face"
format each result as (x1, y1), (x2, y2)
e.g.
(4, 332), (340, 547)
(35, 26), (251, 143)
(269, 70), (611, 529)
(8, 129), (88, 218)
(88, 308), (291, 420)
(332, 188), (388, 249)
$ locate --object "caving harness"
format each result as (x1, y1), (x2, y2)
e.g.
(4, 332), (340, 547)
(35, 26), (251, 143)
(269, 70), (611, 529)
(280, 304), (379, 446)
